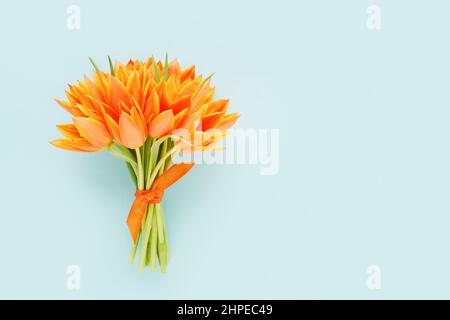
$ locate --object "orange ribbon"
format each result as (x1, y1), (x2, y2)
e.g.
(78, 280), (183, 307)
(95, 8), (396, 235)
(126, 163), (195, 243)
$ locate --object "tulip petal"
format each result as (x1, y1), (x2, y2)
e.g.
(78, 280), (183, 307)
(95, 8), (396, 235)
(55, 98), (74, 114)
(73, 117), (112, 148)
(168, 59), (180, 76)
(177, 111), (201, 131)
(56, 124), (82, 139)
(203, 99), (229, 116)
(217, 113), (239, 131)
(166, 95), (191, 114)
(148, 110), (174, 138)
(110, 76), (132, 109)
(191, 77), (212, 112)
(173, 108), (189, 128)
(180, 65), (195, 83)
(105, 114), (120, 141)
(118, 112), (146, 149)
(50, 138), (100, 152)
(144, 89), (159, 121)
(130, 106), (146, 137)
(200, 112), (225, 131)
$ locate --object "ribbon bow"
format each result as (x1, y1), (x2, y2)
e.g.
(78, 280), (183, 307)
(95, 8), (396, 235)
(126, 163), (194, 243)
(134, 188), (164, 203)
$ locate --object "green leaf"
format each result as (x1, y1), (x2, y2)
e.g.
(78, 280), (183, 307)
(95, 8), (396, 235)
(143, 138), (153, 179)
(112, 142), (137, 162)
(149, 215), (158, 271)
(88, 57), (100, 72)
(107, 142), (138, 173)
(163, 53), (169, 81)
(164, 139), (174, 171)
(144, 135), (171, 189)
(126, 162), (137, 187)
(152, 56), (161, 83)
(108, 56), (115, 76)
(138, 204), (154, 271)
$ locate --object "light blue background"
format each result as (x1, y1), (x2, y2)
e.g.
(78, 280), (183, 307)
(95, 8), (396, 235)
(1, 0), (449, 299)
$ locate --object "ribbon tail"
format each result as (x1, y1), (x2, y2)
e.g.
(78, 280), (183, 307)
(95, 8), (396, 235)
(126, 196), (149, 243)
(153, 163), (195, 190)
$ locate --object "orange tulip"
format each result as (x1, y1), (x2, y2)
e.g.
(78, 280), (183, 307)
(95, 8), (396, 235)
(118, 112), (146, 149)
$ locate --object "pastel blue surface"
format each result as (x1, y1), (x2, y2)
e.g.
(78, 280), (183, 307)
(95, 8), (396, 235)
(1, 0), (450, 299)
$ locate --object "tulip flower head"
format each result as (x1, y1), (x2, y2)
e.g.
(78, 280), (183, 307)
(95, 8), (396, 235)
(51, 56), (239, 153)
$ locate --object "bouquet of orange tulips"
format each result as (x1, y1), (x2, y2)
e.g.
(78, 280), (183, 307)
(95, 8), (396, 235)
(51, 55), (238, 272)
